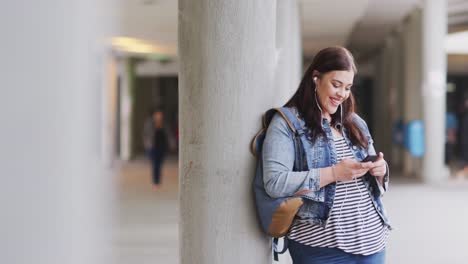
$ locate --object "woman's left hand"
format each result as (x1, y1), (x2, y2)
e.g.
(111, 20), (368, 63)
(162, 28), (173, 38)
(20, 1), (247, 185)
(369, 152), (387, 177)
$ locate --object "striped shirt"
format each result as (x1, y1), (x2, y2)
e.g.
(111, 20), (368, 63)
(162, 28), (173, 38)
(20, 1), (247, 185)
(287, 137), (389, 255)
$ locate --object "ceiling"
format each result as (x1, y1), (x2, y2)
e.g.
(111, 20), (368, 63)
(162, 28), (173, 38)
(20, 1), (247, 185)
(114, 0), (468, 61)
(347, 0), (420, 58)
(448, 0), (468, 27)
(114, 0), (178, 56)
(298, 0), (371, 55)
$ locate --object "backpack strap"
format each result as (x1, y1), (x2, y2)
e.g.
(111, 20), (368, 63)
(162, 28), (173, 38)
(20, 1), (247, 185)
(269, 108), (308, 261)
(274, 107), (304, 137)
(267, 108), (298, 135)
(250, 128), (266, 158)
(272, 237), (289, 262)
(250, 107), (300, 158)
(251, 107), (309, 173)
(275, 107), (308, 172)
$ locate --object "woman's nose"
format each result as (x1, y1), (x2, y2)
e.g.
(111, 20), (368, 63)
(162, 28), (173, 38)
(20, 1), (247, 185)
(336, 88), (344, 98)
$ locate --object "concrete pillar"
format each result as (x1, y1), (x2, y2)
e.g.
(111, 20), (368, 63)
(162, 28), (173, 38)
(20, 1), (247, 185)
(399, 2), (447, 182)
(275, 0), (302, 104)
(402, 8), (424, 178)
(378, 33), (405, 171)
(275, 2), (301, 262)
(0, 1), (113, 264)
(103, 55), (119, 166)
(381, 39), (394, 163)
(179, 1), (301, 263)
(372, 51), (384, 153)
(372, 40), (394, 161)
(421, 0), (447, 183)
(391, 31), (405, 171)
(118, 58), (133, 161)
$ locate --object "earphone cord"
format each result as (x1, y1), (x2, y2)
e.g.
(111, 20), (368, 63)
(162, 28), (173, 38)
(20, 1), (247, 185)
(336, 122), (367, 236)
(337, 177), (367, 236)
(314, 89), (324, 129)
(315, 84), (366, 235)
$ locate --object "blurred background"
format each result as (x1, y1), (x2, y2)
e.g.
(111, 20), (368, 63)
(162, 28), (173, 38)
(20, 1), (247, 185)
(2, 0), (468, 263)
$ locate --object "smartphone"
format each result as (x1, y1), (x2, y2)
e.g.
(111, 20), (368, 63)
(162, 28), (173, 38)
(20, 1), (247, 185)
(362, 155), (378, 162)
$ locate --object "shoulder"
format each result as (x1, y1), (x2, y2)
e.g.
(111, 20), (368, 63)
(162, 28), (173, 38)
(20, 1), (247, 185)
(269, 112), (291, 132)
(267, 108), (297, 137)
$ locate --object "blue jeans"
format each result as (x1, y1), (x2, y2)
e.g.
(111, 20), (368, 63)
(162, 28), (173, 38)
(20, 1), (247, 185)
(288, 239), (385, 264)
(150, 148), (165, 185)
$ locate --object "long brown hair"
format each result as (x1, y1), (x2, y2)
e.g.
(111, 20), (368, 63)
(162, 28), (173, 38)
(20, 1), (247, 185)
(285, 46), (368, 148)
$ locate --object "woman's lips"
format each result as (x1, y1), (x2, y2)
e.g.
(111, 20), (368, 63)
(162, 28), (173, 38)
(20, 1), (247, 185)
(329, 97), (341, 107)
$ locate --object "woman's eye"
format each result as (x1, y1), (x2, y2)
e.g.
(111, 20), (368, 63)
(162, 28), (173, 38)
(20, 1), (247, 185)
(333, 84), (340, 88)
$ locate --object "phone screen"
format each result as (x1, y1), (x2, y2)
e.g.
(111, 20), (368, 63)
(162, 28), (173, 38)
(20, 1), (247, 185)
(362, 155), (378, 162)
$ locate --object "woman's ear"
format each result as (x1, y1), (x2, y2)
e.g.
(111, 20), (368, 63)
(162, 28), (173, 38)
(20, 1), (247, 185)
(312, 70), (320, 81)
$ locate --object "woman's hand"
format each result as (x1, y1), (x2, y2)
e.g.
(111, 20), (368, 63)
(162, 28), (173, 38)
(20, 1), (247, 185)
(368, 152), (387, 177)
(334, 158), (373, 182)
(318, 153), (386, 188)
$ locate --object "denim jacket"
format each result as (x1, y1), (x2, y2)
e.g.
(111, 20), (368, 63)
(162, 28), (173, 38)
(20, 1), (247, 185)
(262, 107), (391, 229)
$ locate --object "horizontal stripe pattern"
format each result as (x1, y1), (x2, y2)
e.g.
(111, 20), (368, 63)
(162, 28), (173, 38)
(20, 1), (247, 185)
(287, 137), (389, 255)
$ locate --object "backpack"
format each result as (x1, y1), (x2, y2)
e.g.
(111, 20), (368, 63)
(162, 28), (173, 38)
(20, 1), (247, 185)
(250, 107), (311, 261)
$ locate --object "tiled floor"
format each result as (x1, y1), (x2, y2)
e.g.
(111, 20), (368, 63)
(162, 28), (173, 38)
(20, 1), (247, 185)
(384, 177), (468, 264)
(114, 157), (179, 264)
(114, 158), (468, 264)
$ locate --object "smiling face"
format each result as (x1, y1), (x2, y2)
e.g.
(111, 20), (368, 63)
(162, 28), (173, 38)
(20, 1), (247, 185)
(314, 70), (354, 120)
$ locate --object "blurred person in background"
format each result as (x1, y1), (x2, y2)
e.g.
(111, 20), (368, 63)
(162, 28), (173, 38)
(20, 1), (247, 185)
(456, 97), (468, 178)
(143, 108), (169, 189)
(263, 47), (390, 264)
(143, 109), (155, 158)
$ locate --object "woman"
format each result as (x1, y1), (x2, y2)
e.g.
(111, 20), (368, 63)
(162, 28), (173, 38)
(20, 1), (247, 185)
(262, 46), (391, 263)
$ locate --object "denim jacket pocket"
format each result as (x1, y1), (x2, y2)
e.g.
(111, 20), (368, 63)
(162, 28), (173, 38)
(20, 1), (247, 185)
(297, 199), (326, 220)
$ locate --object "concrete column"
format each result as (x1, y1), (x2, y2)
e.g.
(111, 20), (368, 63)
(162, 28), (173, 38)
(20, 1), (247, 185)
(275, 3), (301, 263)
(392, 31), (405, 171)
(0, 1), (113, 264)
(379, 33), (405, 171)
(421, 0), (447, 183)
(103, 54), (119, 166)
(382, 34), (394, 170)
(179, 1), (300, 263)
(118, 58), (133, 161)
(372, 41), (393, 160)
(372, 51), (384, 152)
(402, 8), (424, 178)
(275, 0), (302, 104)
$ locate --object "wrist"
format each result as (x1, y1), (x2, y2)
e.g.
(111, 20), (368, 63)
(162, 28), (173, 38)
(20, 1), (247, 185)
(319, 167), (336, 188)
